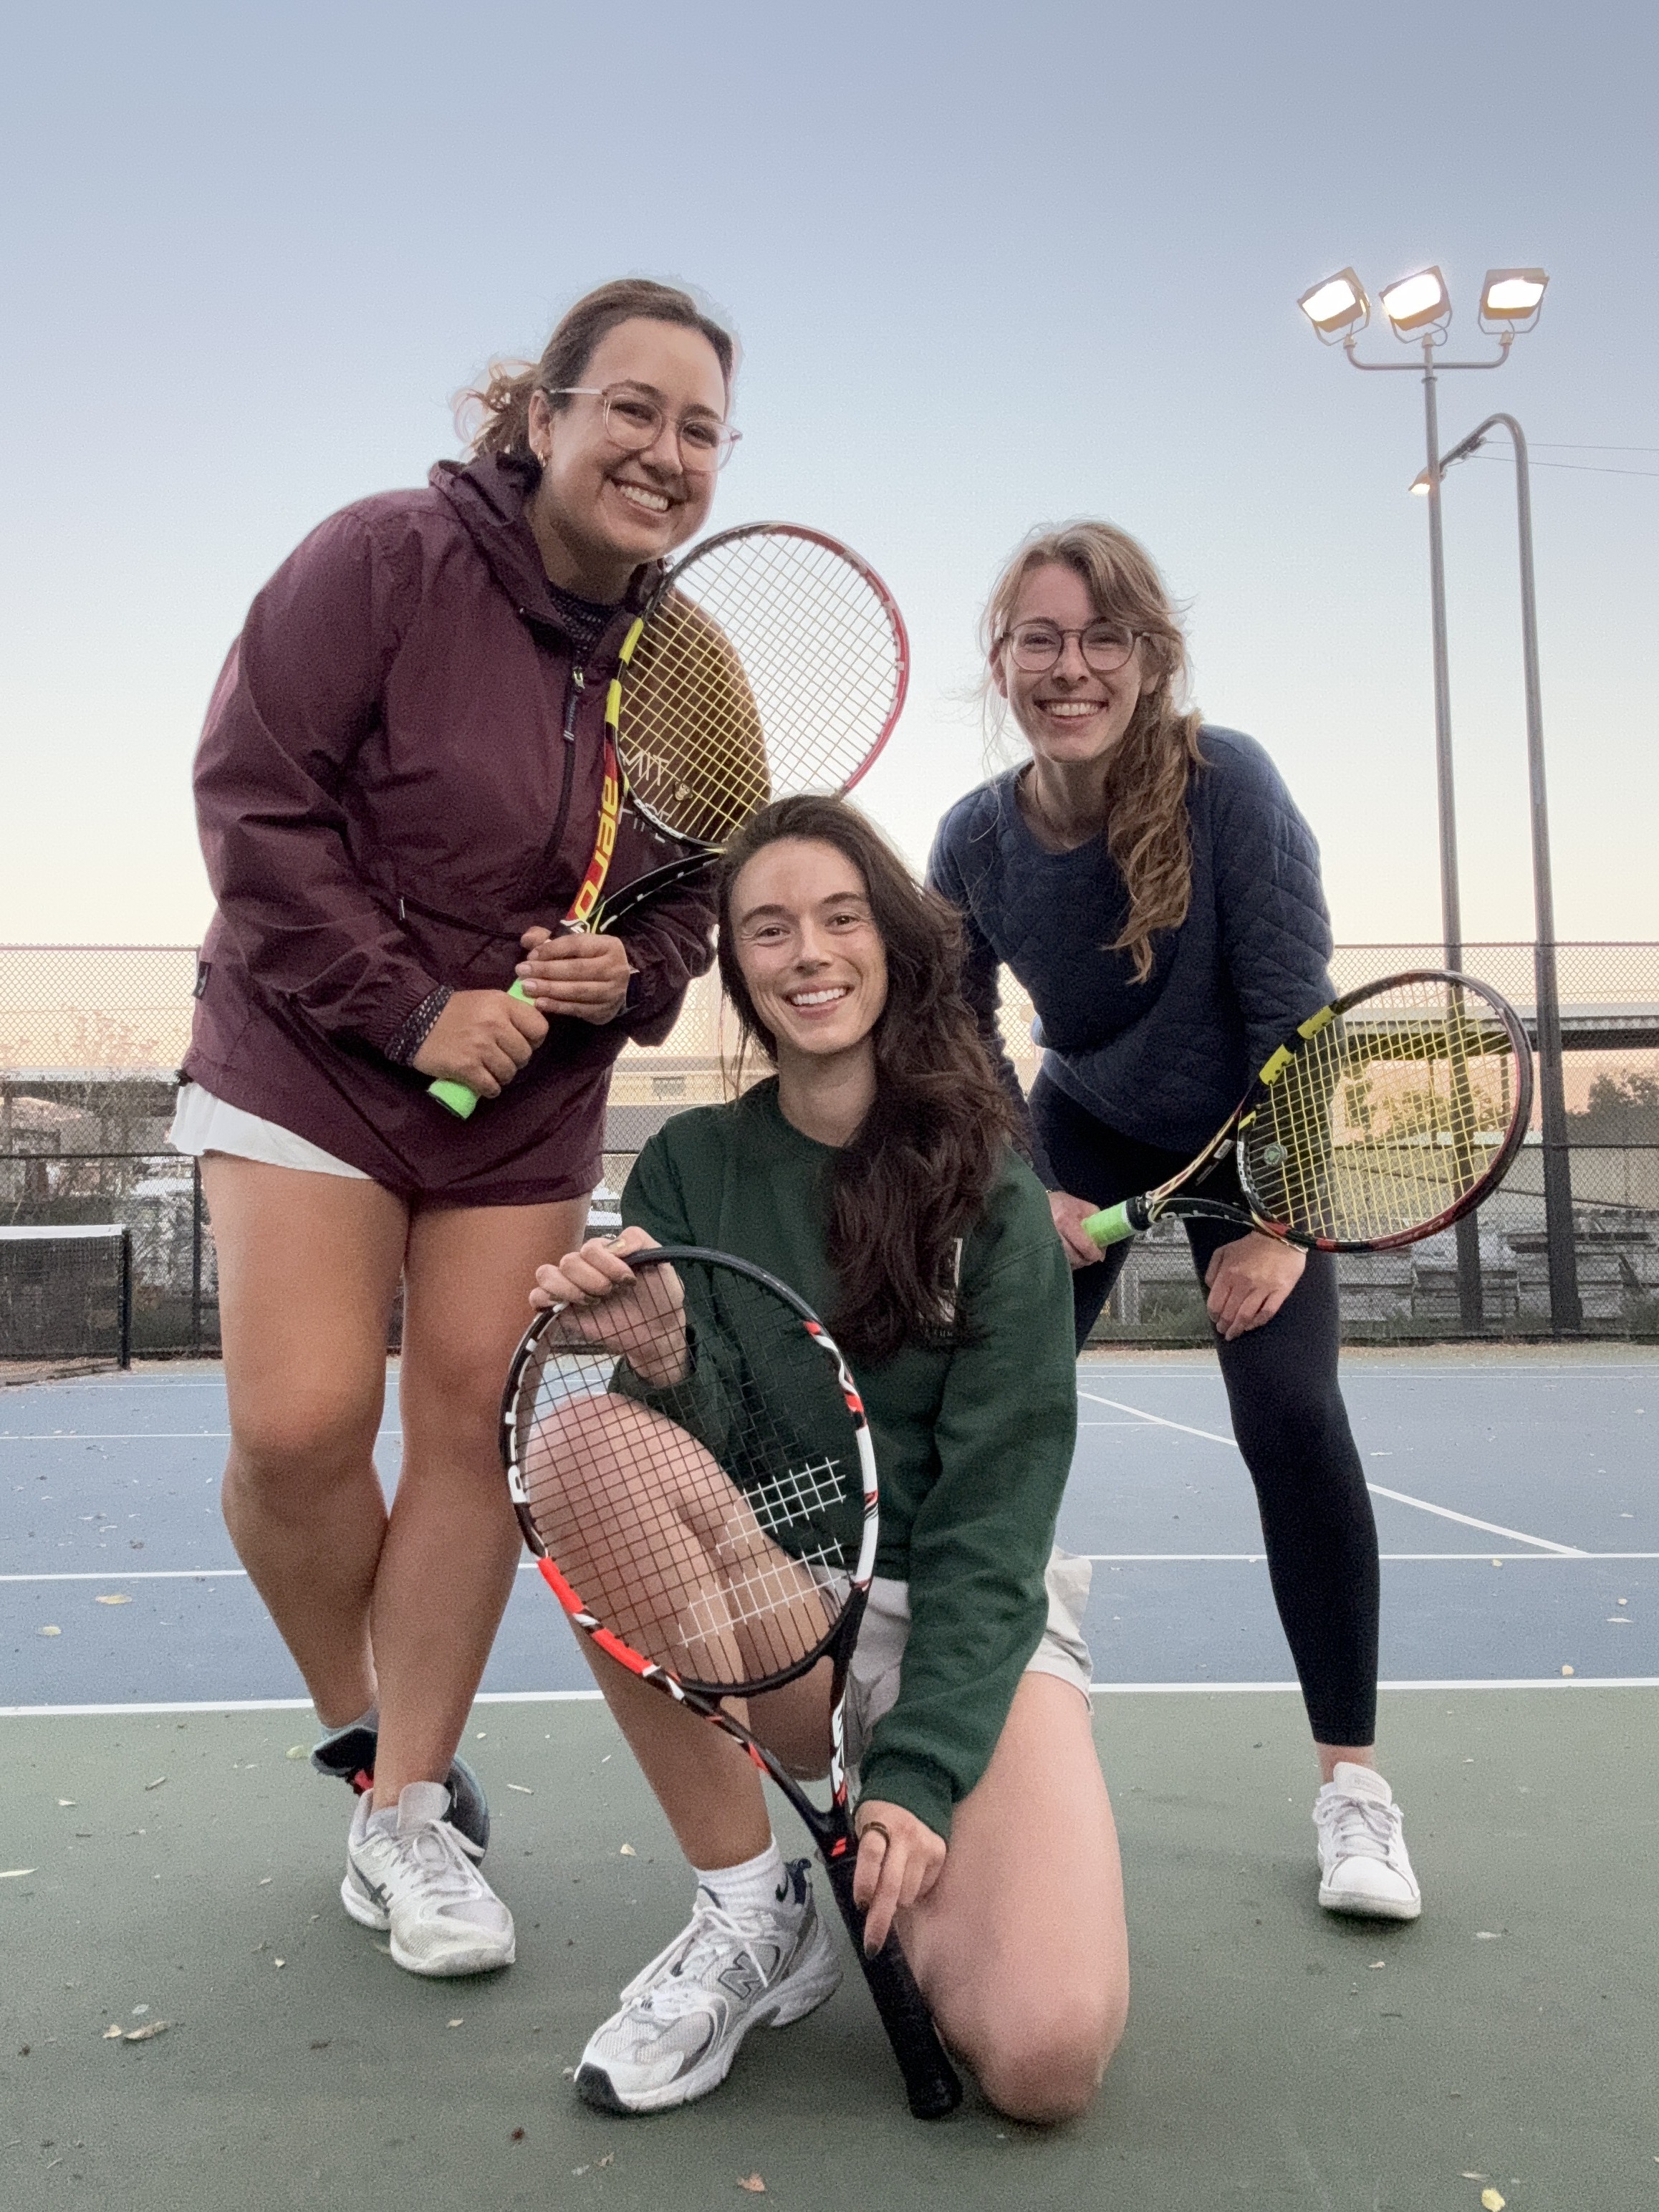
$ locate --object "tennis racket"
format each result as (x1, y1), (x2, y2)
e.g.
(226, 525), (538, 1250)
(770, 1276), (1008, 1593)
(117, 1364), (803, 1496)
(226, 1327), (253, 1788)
(429, 524), (909, 1116)
(500, 1244), (962, 2120)
(1085, 971), (1533, 1252)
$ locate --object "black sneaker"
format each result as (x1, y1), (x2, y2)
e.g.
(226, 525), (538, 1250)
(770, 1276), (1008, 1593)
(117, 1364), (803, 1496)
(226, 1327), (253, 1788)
(310, 1723), (491, 1860)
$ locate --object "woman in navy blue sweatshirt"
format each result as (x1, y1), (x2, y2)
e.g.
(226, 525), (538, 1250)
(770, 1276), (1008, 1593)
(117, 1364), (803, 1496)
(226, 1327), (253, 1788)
(928, 522), (1422, 1923)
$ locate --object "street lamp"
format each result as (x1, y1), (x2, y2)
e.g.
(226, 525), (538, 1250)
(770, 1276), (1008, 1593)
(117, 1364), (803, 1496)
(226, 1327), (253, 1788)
(1298, 263), (1550, 1331)
(1419, 413), (1582, 1332)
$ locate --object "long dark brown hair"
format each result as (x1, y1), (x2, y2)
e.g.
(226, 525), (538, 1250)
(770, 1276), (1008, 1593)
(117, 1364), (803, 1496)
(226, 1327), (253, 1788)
(458, 279), (738, 463)
(716, 796), (1020, 1366)
(983, 521), (1206, 982)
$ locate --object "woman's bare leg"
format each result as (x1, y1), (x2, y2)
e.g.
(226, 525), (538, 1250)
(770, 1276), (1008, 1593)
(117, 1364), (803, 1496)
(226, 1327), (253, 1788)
(205, 1155), (408, 1728)
(899, 1673), (1128, 2125)
(373, 1196), (590, 1806)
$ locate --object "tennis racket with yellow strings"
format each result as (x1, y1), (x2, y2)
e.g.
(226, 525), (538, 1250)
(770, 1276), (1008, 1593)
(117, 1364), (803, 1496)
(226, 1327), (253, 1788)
(428, 524), (908, 1116)
(1084, 971), (1534, 1253)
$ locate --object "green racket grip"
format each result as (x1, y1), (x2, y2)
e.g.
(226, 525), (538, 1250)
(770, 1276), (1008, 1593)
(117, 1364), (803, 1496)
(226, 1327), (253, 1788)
(1083, 1196), (1149, 1248)
(425, 980), (533, 1120)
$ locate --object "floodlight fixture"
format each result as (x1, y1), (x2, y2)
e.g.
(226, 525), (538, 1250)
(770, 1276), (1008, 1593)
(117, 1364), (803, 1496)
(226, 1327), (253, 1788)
(1410, 469), (1430, 496)
(1380, 266), (1451, 335)
(1480, 266), (1548, 333)
(1297, 268), (1370, 341)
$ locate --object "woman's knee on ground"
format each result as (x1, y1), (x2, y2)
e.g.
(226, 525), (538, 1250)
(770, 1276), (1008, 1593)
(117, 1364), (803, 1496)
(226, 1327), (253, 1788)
(946, 1982), (1126, 2124)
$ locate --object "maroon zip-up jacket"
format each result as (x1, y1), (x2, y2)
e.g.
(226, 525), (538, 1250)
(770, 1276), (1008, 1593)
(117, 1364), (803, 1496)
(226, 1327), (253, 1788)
(185, 454), (716, 1206)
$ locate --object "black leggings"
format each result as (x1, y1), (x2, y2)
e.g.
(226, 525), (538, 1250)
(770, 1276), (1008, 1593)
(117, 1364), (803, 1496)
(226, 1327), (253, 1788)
(1033, 1072), (1380, 1746)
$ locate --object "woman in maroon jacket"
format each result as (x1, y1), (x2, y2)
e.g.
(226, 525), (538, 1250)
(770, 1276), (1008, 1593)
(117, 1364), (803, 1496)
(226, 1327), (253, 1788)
(174, 279), (734, 1976)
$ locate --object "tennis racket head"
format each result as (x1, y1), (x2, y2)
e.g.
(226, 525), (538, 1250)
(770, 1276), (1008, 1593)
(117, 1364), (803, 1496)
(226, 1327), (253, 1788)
(1234, 969), (1534, 1251)
(612, 524), (908, 850)
(501, 1245), (877, 1700)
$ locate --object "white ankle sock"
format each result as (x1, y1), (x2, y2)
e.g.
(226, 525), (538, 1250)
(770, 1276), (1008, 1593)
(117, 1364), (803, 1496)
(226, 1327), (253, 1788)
(693, 1840), (793, 1918)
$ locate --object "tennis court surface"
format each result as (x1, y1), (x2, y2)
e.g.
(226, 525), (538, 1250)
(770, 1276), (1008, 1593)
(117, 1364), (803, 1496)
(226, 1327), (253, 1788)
(5, 1346), (1656, 2207)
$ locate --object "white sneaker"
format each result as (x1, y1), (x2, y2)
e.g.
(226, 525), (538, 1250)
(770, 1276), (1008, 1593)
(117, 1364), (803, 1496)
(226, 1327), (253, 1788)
(576, 1861), (841, 2113)
(1314, 1762), (1423, 1921)
(342, 1779), (516, 1976)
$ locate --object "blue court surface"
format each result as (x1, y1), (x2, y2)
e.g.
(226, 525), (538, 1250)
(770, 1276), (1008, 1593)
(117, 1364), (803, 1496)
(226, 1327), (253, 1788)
(4, 1347), (1655, 1711)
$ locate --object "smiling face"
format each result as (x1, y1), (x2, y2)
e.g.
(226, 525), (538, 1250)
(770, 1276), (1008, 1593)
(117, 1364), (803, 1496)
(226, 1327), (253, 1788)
(990, 559), (1153, 771)
(526, 317), (728, 598)
(728, 837), (889, 1072)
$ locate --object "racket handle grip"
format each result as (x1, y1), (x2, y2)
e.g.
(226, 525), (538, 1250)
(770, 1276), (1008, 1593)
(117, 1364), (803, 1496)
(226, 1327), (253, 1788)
(425, 980), (534, 1120)
(1084, 1195), (1150, 1248)
(824, 1854), (962, 2119)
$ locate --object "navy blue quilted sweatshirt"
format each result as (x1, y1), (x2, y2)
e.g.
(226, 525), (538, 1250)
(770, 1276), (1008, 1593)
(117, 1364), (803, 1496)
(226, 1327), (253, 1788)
(926, 728), (1333, 1174)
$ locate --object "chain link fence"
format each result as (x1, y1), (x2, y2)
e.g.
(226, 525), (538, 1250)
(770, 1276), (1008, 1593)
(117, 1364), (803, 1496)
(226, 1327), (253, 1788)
(4, 942), (1656, 1357)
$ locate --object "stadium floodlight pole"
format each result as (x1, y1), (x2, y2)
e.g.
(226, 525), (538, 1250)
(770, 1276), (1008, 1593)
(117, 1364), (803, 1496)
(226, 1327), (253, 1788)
(1297, 266), (1549, 1334)
(1415, 408), (1582, 1334)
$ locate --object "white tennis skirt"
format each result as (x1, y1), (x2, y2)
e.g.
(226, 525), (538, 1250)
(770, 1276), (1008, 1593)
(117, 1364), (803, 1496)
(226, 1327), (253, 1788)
(168, 1082), (370, 1180)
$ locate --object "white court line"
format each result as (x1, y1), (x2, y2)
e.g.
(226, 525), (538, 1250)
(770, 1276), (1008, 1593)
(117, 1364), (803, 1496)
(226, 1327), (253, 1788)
(0, 1429), (404, 1443)
(7, 1679), (1659, 1719)
(2, 1561), (555, 1585)
(1365, 1482), (1585, 1555)
(1079, 1389), (1588, 1557)
(1081, 1551), (1659, 1564)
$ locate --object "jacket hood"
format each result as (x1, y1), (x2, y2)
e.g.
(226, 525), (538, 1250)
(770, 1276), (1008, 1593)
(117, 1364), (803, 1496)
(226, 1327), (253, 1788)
(429, 453), (658, 645)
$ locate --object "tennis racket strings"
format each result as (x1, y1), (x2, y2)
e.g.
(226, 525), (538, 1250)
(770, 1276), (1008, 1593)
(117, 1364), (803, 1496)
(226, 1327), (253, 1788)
(618, 527), (907, 847)
(1240, 975), (1528, 1245)
(506, 1253), (870, 1695)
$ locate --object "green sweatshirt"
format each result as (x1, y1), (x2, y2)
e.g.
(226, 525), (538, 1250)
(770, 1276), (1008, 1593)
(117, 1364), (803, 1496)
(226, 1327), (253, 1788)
(621, 1078), (1078, 1842)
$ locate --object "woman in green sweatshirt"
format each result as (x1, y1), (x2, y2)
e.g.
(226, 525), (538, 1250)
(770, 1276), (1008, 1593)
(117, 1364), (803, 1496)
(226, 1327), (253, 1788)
(526, 795), (1127, 2122)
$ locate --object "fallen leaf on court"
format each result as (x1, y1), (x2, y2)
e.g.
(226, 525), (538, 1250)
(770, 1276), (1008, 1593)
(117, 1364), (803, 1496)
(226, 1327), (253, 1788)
(102, 2026), (122, 2040)
(506, 1783), (533, 1794)
(95, 1594), (131, 1606)
(273, 1958), (286, 1969)
(447, 2018), (463, 2029)
(739, 2176), (767, 2193)
(572, 2166), (590, 2177)
(38, 1625), (61, 1638)
(0, 1870), (37, 1880)
(1560, 1664), (1574, 1676)
(510, 2127), (525, 2143)
(285, 1746), (307, 1761)
(57, 1799), (76, 1807)
(123, 2020), (171, 2043)
(619, 1844), (636, 1857)
(309, 2040), (331, 2051)
(1475, 1930), (1503, 1941)
(1481, 2191), (1506, 2211)
(598, 2154), (614, 2168)
(1368, 1960), (1385, 1970)
(562, 2066), (576, 2079)
(144, 1776), (168, 1791)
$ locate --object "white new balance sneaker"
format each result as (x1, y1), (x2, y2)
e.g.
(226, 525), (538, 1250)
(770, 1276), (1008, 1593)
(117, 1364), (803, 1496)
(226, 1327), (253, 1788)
(576, 1860), (841, 2113)
(1314, 1762), (1423, 1921)
(342, 1779), (516, 1976)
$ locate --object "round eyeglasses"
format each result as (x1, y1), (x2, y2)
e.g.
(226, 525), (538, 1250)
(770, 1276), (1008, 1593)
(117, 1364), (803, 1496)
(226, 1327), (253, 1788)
(547, 385), (742, 472)
(1001, 622), (1138, 675)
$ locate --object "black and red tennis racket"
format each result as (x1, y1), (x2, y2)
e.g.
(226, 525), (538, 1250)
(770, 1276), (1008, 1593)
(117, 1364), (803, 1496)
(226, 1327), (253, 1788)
(430, 524), (908, 1115)
(500, 1244), (961, 2120)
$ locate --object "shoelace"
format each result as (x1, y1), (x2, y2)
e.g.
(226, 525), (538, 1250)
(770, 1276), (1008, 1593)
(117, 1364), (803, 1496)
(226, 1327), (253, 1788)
(378, 1817), (485, 1900)
(617, 1899), (788, 2021)
(1317, 1791), (1400, 1862)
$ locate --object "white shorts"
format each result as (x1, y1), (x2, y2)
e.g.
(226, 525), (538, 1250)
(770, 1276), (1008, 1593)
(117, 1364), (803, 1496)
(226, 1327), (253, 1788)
(168, 1082), (370, 1180)
(842, 1547), (1093, 1772)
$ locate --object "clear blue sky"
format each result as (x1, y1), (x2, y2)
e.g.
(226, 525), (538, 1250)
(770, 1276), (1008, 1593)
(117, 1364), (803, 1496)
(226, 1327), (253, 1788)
(2, 0), (1654, 948)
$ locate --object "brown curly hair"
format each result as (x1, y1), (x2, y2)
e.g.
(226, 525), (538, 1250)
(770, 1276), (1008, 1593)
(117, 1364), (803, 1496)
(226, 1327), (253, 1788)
(716, 796), (1019, 1367)
(983, 522), (1206, 982)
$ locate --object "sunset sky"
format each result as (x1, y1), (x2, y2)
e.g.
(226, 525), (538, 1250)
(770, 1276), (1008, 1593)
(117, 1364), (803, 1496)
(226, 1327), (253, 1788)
(2, 0), (1654, 948)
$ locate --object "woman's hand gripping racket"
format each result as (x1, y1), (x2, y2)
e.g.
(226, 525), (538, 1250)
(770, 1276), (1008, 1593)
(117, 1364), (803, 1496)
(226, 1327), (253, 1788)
(1085, 971), (1534, 1254)
(500, 1239), (962, 2120)
(429, 524), (908, 1116)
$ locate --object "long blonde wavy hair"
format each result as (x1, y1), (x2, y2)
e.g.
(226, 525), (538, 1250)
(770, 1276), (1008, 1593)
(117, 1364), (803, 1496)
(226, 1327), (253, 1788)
(982, 523), (1205, 982)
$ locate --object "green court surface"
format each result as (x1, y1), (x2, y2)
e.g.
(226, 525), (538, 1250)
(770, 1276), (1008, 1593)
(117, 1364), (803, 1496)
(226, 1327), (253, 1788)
(4, 1690), (1655, 2210)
